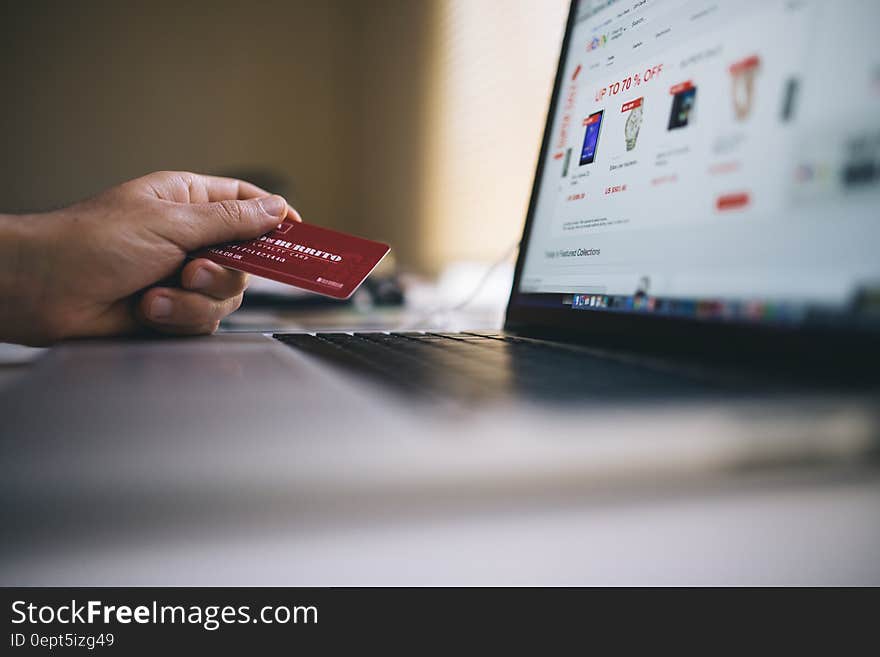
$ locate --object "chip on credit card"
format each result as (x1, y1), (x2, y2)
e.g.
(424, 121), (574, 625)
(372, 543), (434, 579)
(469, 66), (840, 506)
(192, 220), (391, 299)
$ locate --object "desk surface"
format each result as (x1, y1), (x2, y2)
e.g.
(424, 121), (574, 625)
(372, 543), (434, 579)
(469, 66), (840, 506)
(2, 315), (879, 586)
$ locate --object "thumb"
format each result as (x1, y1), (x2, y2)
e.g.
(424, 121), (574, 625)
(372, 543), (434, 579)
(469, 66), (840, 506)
(172, 195), (289, 251)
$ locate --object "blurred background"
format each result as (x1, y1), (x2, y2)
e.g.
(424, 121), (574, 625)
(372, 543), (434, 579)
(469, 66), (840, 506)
(0, 0), (568, 277)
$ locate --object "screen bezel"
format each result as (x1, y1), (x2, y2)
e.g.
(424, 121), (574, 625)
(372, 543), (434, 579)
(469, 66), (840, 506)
(503, 0), (880, 363)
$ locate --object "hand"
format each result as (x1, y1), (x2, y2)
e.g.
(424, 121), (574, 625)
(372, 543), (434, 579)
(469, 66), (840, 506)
(0, 171), (300, 345)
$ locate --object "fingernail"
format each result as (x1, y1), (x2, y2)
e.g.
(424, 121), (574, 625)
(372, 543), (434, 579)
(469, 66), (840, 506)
(258, 195), (286, 218)
(149, 296), (173, 320)
(190, 267), (213, 290)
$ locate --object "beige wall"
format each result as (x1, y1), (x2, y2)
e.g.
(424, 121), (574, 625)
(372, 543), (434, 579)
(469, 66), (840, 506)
(349, 0), (435, 269)
(0, 0), (565, 274)
(420, 0), (568, 272)
(0, 0), (362, 231)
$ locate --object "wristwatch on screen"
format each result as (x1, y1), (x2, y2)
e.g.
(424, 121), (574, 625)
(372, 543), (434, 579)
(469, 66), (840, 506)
(625, 104), (643, 151)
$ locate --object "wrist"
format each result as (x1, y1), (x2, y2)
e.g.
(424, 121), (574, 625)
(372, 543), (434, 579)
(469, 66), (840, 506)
(0, 211), (62, 345)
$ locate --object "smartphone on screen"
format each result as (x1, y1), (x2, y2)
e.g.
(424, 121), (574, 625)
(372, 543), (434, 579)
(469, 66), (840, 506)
(579, 110), (604, 165)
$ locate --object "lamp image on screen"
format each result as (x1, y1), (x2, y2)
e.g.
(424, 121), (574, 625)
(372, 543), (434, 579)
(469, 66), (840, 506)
(579, 110), (604, 165)
(729, 55), (760, 121)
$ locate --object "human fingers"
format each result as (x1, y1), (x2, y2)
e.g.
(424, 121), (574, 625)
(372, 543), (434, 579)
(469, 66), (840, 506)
(138, 287), (244, 333)
(181, 258), (249, 301)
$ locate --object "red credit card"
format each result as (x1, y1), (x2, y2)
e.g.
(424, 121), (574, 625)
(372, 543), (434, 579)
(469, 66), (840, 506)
(192, 220), (391, 299)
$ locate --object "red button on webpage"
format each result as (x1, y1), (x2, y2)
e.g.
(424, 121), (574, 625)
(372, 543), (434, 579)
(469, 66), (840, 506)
(621, 97), (643, 112)
(716, 192), (750, 211)
(729, 55), (760, 75)
(669, 80), (694, 95)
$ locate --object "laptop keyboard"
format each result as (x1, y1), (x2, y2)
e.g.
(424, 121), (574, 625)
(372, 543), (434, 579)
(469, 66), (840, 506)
(273, 331), (721, 402)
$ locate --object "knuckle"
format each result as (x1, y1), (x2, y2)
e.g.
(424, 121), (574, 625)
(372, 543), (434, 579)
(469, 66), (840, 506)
(187, 300), (213, 325)
(150, 170), (180, 182)
(216, 199), (243, 225)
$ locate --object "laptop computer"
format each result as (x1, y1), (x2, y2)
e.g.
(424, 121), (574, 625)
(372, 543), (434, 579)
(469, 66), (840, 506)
(273, 0), (880, 401)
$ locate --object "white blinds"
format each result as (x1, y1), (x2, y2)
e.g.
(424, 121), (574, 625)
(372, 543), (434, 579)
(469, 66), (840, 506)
(420, 0), (569, 271)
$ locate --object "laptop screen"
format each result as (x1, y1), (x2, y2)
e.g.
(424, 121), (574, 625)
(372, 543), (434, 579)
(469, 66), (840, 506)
(513, 0), (880, 331)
